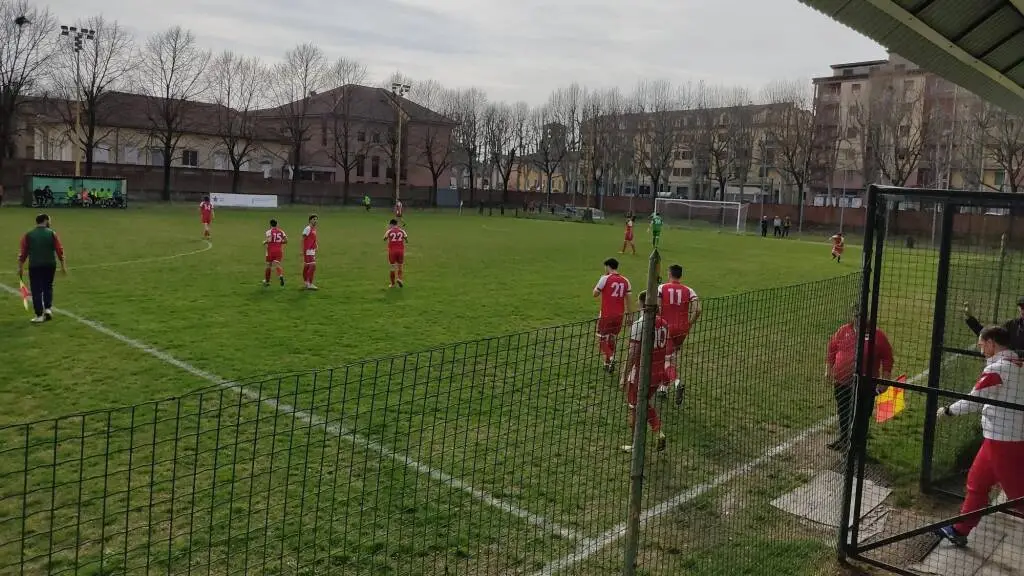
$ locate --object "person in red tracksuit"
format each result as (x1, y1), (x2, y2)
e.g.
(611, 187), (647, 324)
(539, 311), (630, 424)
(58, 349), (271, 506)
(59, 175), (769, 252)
(935, 325), (1024, 547)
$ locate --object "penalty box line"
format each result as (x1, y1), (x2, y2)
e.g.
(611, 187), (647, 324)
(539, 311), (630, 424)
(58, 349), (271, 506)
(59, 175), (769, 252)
(530, 363), (950, 575)
(0, 283), (580, 541)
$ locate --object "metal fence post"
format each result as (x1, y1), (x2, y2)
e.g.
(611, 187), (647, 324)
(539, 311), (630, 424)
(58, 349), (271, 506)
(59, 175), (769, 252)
(622, 248), (661, 576)
(838, 184), (881, 560)
(920, 202), (956, 493)
(991, 233), (1008, 325)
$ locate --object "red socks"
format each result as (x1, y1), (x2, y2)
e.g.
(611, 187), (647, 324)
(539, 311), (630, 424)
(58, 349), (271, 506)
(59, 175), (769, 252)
(666, 364), (678, 383)
(264, 268), (271, 282)
(389, 271), (396, 285)
(275, 266), (283, 278)
(600, 337), (615, 361)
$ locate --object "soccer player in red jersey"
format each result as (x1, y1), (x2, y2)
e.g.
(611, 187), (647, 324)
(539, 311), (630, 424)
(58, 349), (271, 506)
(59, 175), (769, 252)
(620, 216), (636, 255)
(657, 264), (702, 407)
(621, 290), (671, 453)
(594, 257), (633, 373)
(199, 195), (214, 239)
(831, 232), (845, 263)
(263, 219), (287, 287)
(394, 200), (404, 226)
(301, 214), (318, 290)
(384, 218), (408, 287)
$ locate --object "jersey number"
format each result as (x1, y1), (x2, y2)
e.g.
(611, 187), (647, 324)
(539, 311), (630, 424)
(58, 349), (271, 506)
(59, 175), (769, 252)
(667, 288), (684, 306)
(611, 282), (626, 298)
(654, 326), (669, 350)
(270, 231), (284, 243)
(389, 232), (404, 242)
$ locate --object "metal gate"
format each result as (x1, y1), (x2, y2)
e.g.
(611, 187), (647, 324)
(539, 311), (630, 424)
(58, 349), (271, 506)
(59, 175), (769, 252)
(841, 185), (1024, 575)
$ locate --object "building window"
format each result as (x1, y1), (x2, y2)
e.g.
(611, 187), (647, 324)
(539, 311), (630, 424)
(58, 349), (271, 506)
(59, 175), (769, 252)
(676, 186), (688, 196)
(371, 132), (380, 144)
(846, 126), (859, 139)
(356, 154), (365, 177)
(93, 145), (110, 163)
(995, 170), (1006, 188)
(681, 149), (693, 160)
(182, 149), (199, 167)
(150, 148), (165, 166)
(671, 168), (681, 177)
(851, 83), (861, 94)
(904, 79), (915, 92)
(213, 153), (230, 170)
(898, 125), (911, 138)
(371, 156), (380, 178)
(681, 167), (693, 178)
(357, 130), (366, 142)
(673, 151), (681, 160)
(842, 69), (853, 76)
(122, 146), (140, 164)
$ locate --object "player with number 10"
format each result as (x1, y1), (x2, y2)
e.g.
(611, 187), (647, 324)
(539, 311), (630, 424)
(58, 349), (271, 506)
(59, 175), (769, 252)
(621, 289), (671, 453)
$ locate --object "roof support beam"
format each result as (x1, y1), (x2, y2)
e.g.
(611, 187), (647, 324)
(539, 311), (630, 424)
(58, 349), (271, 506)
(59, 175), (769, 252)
(1001, 53), (1024, 75)
(979, 27), (1024, 60)
(863, 0), (1024, 101)
(910, 0), (939, 16)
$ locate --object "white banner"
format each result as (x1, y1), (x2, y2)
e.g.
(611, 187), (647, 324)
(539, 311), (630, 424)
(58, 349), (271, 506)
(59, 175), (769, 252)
(210, 193), (278, 208)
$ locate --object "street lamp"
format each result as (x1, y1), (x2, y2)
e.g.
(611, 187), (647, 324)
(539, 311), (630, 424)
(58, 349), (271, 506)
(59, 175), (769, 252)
(59, 25), (95, 177)
(390, 82), (411, 202)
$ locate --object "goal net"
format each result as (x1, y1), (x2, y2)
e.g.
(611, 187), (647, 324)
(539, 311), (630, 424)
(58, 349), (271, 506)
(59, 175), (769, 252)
(653, 199), (749, 234)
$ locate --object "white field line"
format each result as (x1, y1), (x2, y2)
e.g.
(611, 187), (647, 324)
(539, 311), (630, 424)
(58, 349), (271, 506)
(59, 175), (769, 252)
(0, 240), (214, 274)
(0, 283), (579, 541)
(529, 363), (949, 575)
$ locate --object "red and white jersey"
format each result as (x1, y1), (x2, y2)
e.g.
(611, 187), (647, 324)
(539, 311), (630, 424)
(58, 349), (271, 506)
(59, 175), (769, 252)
(394, 202), (404, 217)
(384, 225), (407, 250)
(658, 281), (698, 333)
(628, 315), (673, 379)
(265, 226), (287, 249)
(624, 221), (634, 240)
(595, 272), (631, 318)
(200, 201), (213, 220)
(831, 235), (844, 248)
(950, 349), (1024, 441)
(302, 225), (317, 255)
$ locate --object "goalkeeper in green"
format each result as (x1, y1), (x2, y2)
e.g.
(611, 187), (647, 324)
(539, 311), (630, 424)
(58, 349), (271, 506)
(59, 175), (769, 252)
(649, 212), (663, 248)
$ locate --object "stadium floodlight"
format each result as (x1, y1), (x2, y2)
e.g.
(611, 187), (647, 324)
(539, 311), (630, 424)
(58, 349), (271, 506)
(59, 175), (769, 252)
(59, 23), (97, 177)
(653, 198), (749, 234)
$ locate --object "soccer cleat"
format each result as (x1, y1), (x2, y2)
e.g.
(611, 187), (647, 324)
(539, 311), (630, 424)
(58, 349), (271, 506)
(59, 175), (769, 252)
(936, 526), (968, 548)
(262, 280), (270, 287)
(656, 433), (667, 452)
(674, 381), (685, 408)
(30, 316), (46, 323)
(279, 276), (285, 287)
(43, 309), (53, 321)
(388, 283), (395, 289)
(656, 385), (669, 398)
(620, 444), (633, 453)
(307, 284), (318, 291)
(397, 279), (404, 288)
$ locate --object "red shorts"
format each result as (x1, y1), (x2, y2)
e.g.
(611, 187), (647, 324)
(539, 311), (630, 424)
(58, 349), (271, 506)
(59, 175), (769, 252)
(303, 253), (316, 265)
(627, 370), (667, 405)
(670, 327), (689, 349)
(624, 234), (633, 242)
(388, 249), (405, 265)
(597, 316), (624, 337)
(266, 249), (283, 263)
(201, 217), (212, 225)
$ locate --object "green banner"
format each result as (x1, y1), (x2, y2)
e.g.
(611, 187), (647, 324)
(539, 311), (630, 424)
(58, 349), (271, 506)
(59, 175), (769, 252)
(28, 176), (127, 208)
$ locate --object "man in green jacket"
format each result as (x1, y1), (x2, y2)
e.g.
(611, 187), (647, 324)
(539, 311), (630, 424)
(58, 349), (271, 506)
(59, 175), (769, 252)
(17, 213), (67, 323)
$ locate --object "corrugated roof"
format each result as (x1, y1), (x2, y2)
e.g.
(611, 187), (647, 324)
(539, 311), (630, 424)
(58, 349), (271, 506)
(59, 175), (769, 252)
(799, 0), (1024, 113)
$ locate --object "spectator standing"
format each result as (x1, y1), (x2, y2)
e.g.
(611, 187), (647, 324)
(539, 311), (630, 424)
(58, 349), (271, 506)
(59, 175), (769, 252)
(760, 215), (769, 237)
(783, 216), (792, 237)
(17, 214), (67, 323)
(826, 304), (894, 450)
(964, 298), (1024, 352)
(773, 215), (783, 237)
(935, 326), (1024, 547)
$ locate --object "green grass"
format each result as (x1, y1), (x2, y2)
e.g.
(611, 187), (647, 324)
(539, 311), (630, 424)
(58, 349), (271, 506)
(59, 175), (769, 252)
(1, 204), (993, 575)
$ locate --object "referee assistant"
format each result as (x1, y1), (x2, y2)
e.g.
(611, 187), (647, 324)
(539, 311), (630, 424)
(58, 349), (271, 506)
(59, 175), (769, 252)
(17, 213), (66, 323)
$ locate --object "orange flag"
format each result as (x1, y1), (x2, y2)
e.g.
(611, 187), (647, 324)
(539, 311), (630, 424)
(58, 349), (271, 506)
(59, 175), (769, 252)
(18, 279), (30, 311)
(875, 374), (907, 423)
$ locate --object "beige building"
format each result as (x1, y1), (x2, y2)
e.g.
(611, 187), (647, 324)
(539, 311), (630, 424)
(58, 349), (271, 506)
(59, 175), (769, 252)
(812, 52), (1014, 202)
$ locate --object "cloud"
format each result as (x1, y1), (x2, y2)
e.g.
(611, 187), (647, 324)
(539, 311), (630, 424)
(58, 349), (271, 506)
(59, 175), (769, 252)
(40, 0), (885, 104)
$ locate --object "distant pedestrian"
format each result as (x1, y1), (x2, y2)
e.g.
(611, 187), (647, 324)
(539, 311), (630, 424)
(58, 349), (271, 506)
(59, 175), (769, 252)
(773, 215), (782, 237)
(17, 213), (67, 323)
(935, 326), (1024, 548)
(783, 216), (792, 237)
(760, 216), (769, 237)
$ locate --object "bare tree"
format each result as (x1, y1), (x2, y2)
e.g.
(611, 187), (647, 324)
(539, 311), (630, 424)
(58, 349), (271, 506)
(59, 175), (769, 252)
(761, 79), (816, 209)
(851, 70), (934, 187)
(484, 101), (528, 204)
(50, 15), (133, 176)
(268, 43), (328, 204)
(529, 104), (568, 204)
(726, 89), (757, 201)
(136, 26), (210, 201)
(690, 85), (731, 200)
(405, 80), (455, 207)
(208, 51), (267, 192)
(632, 80), (683, 201)
(550, 84), (584, 201)
(322, 57), (367, 204)
(0, 1), (55, 172)
(450, 87), (486, 204)
(973, 103), (1024, 193)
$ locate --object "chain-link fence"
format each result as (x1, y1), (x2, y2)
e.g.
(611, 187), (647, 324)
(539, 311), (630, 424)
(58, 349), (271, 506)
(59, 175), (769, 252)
(1, 273), (859, 575)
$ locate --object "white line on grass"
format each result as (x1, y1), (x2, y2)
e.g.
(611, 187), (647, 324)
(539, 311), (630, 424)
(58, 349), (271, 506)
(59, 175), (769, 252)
(0, 240), (214, 274)
(0, 283), (580, 541)
(529, 365), (947, 575)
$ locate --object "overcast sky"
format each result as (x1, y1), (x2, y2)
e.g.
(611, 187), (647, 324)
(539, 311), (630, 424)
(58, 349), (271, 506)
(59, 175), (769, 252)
(40, 0), (886, 104)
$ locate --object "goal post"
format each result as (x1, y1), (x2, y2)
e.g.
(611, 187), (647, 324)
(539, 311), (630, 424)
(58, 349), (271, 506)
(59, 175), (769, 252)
(652, 199), (749, 234)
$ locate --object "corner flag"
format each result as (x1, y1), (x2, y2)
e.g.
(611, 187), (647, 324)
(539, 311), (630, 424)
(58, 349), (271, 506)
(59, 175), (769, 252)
(18, 279), (30, 310)
(875, 374), (907, 424)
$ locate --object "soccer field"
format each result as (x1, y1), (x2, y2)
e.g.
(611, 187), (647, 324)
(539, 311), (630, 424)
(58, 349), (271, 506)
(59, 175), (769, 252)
(0, 205), (876, 575)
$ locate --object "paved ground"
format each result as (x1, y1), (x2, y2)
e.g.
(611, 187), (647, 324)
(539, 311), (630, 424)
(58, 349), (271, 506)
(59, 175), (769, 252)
(910, 493), (1023, 576)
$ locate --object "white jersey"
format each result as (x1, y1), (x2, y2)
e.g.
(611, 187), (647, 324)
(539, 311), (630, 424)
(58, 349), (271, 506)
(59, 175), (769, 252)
(950, 349), (1024, 442)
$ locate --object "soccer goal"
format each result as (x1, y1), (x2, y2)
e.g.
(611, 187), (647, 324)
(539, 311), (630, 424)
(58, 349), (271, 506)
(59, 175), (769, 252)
(653, 198), (749, 234)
